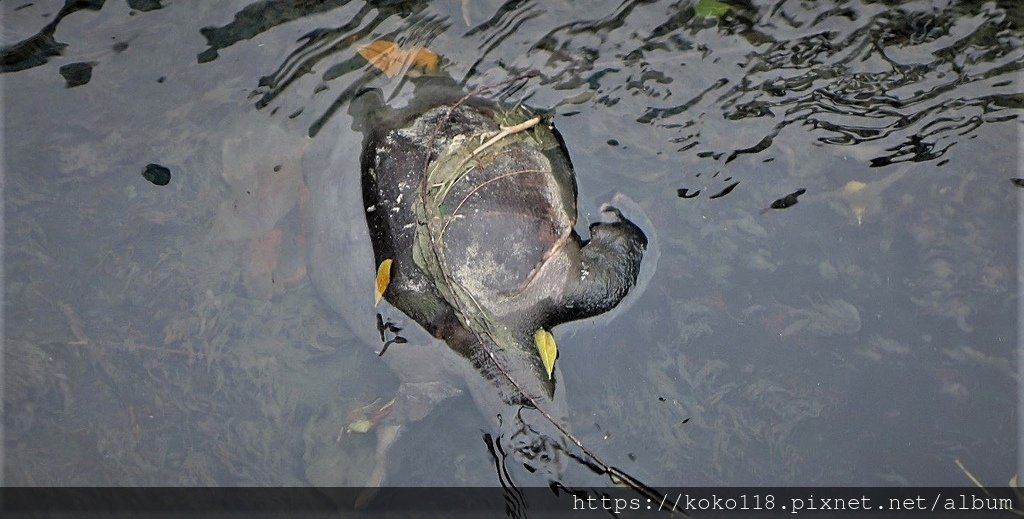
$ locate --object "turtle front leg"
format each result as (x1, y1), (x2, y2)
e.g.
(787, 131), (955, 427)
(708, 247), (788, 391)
(559, 205), (647, 321)
(354, 424), (402, 508)
(353, 381), (463, 508)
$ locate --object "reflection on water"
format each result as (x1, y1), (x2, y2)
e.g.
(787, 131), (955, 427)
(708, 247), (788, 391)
(4, 0), (1021, 499)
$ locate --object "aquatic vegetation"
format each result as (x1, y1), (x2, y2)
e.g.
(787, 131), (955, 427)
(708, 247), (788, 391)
(855, 335), (911, 363)
(779, 298), (862, 338)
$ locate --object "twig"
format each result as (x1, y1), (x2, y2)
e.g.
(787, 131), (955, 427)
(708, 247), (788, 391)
(418, 71), (540, 185)
(440, 168), (544, 238)
(471, 116), (540, 156)
(955, 458), (991, 496)
(64, 339), (202, 360)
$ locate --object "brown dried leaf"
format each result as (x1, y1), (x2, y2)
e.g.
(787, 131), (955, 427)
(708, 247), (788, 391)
(357, 39), (439, 78)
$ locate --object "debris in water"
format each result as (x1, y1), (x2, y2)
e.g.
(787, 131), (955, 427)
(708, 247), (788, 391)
(59, 62), (96, 87)
(142, 163), (171, 186)
(768, 188), (806, 210)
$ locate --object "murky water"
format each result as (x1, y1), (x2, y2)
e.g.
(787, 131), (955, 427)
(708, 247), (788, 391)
(4, 0), (1021, 497)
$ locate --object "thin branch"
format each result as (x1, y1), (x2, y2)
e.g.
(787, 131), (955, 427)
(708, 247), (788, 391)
(471, 116), (540, 156)
(440, 168), (545, 237)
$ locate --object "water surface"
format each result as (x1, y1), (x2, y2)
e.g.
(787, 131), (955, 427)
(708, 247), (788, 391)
(4, 0), (1021, 494)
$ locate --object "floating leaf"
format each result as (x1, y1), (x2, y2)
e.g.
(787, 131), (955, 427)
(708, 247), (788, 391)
(358, 40), (402, 76)
(533, 328), (557, 380)
(357, 39), (440, 78)
(408, 47), (440, 73)
(375, 259), (393, 306)
(694, 0), (730, 17)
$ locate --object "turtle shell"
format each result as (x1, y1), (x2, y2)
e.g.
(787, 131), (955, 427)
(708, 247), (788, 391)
(416, 105), (578, 310)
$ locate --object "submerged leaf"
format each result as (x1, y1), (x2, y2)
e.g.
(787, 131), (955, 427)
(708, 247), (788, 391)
(533, 328), (558, 380)
(346, 419), (373, 434)
(694, 0), (730, 17)
(844, 180), (867, 194)
(843, 180), (868, 224)
(357, 39), (440, 78)
(345, 397), (396, 434)
(375, 259), (393, 306)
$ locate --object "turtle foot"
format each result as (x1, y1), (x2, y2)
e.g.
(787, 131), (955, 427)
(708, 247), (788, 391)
(352, 381), (463, 507)
(354, 424), (402, 509)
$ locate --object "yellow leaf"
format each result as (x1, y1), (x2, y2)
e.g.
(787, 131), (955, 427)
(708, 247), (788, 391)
(375, 259), (392, 306)
(843, 180), (866, 194)
(357, 39), (440, 78)
(533, 328), (557, 380)
(1011, 475), (1024, 507)
(347, 419), (373, 434)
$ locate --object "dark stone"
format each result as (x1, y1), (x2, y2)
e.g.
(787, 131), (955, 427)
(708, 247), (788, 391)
(142, 163), (171, 186)
(126, 0), (161, 12)
(59, 61), (95, 87)
(709, 180), (739, 199)
(769, 188), (807, 209)
(196, 48), (217, 64)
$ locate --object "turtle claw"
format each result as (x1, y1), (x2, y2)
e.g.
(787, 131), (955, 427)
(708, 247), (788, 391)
(355, 424), (402, 509)
(351, 381), (463, 507)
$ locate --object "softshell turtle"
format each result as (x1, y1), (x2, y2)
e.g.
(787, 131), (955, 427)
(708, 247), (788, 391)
(305, 75), (650, 491)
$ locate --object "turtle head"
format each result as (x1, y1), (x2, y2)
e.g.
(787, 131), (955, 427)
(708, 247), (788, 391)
(590, 204), (648, 252)
(548, 204), (648, 325)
